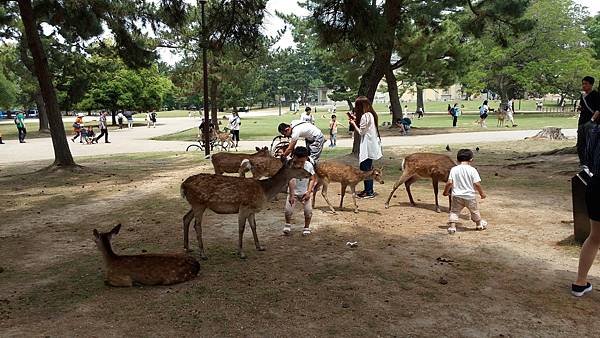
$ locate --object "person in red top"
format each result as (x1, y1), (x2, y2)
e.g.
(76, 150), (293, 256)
(71, 113), (84, 143)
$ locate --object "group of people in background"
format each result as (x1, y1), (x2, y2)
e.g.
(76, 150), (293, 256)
(71, 111), (110, 144)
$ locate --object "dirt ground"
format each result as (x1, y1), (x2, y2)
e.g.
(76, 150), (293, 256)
(1, 140), (599, 337)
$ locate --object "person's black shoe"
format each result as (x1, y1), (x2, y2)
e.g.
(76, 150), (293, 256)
(572, 282), (592, 297)
(105, 141), (111, 143)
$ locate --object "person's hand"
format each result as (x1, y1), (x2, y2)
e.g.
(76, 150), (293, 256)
(480, 192), (487, 199)
(593, 111), (600, 122)
(443, 191), (449, 197)
(302, 191), (312, 202)
(288, 195), (296, 206)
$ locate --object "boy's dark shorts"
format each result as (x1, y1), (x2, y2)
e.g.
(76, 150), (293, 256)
(587, 176), (600, 221)
(480, 113), (488, 119)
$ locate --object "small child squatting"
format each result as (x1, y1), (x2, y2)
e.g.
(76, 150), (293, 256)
(443, 149), (488, 234)
(283, 146), (317, 236)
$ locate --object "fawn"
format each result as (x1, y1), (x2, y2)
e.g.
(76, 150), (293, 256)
(211, 146), (270, 175)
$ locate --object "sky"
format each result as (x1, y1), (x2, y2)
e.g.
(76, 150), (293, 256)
(159, 0), (600, 64)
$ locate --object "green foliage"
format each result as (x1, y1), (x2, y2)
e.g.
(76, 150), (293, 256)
(586, 14), (600, 59)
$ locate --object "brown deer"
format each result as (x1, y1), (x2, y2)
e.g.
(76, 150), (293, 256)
(212, 129), (236, 151)
(239, 156), (283, 178)
(384, 153), (455, 213)
(93, 224), (200, 287)
(312, 161), (384, 213)
(181, 164), (311, 259)
(211, 146), (270, 175)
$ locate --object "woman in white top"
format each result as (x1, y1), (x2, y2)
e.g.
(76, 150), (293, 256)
(349, 96), (383, 198)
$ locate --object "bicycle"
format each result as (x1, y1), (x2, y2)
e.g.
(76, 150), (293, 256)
(270, 135), (290, 157)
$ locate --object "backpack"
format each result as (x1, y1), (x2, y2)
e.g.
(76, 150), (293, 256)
(73, 122), (80, 128)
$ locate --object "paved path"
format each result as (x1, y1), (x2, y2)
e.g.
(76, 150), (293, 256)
(0, 116), (576, 165)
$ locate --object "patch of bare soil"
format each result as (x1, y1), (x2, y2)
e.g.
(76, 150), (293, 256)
(2, 142), (599, 337)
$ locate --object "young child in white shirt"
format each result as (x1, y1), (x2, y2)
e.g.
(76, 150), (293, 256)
(443, 149), (488, 234)
(283, 146), (317, 236)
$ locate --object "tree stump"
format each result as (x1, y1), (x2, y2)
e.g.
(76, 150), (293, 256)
(526, 127), (567, 140)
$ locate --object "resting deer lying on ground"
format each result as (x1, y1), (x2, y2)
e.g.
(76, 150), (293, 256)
(93, 224), (200, 287)
(181, 164), (311, 259)
(211, 146), (269, 175)
(384, 153), (455, 213)
(312, 161), (384, 213)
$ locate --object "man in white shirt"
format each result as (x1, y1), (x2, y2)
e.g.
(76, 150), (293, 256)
(443, 149), (487, 234)
(228, 111), (241, 147)
(278, 120), (325, 163)
(301, 107), (315, 124)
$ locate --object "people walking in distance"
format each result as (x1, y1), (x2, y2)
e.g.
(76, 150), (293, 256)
(450, 103), (461, 128)
(576, 76), (600, 165)
(117, 111), (124, 129)
(95, 111), (110, 143)
(15, 111), (27, 143)
(123, 111), (134, 129)
(149, 111), (157, 128)
(348, 96), (383, 199)
(506, 98), (517, 127)
(301, 107), (315, 125)
(228, 111), (241, 147)
(329, 114), (339, 148)
(71, 113), (84, 143)
(479, 100), (490, 128)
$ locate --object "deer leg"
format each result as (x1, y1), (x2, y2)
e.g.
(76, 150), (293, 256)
(248, 213), (265, 251)
(238, 211), (248, 259)
(312, 180), (322, 209)
(350, 184), (359, 213)
(339, 184), (347, 210)
(192, 206), (207, 260)
(183, 209), (194, 252)
(385, 174), (411, 208)
(405, 176), (419, 206)
(432, 178), (441, 213)
(320, 181), (337, 213)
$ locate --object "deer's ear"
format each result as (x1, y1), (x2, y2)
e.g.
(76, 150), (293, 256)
(93, 229), (100, 238)
(255, 146), (260, 151)
(111, 224), (122, 235)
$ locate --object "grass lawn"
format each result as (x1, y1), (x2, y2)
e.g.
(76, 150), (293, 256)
(153, 112), (579, 142)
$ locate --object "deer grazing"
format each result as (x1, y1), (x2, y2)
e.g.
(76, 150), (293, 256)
(384, 153), (456, 213)
(181, 164), (311, 259)
(93, 224), (200, 286)
(312, 161), (384, 213)
(211, 146), (270, 175)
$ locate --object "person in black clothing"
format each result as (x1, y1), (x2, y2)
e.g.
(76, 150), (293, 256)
(577, 76), (600, 165)
(572, 120), (600, 297)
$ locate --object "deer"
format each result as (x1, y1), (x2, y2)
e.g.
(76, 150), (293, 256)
(384, 153), (456, 213)
(93, 224), (200, 287)
(239, 156), (283, 178)
(181, 163), (311, 259)
(211, 146), (270, 175)
(497, 109), (506, 127)
(212, 129), (236, 151)
(312, 161), (384, 214)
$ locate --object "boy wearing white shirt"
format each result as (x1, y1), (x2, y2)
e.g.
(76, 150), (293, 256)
(283, 147), (317, 236)
(443, 149), (487, 234)
(301, 107), (315, 124)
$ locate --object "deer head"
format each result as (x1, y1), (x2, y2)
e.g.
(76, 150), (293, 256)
(371, 167), (384, 184)
(93, 224), (121, 246)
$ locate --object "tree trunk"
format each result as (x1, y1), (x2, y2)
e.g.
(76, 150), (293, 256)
(35, 91), (50, 133)
(210, 79), (219, 128)
(416, 85), (424, 112)
(111, 110), (117, 126)
(18, 0), (76, 167)
(346, 99), (354, 111)
(526, 127), (567, 140)
(386, 68), (402, 124)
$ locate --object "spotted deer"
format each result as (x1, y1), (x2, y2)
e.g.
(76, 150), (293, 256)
(384, 153), (456, 213)
(93, 224), (200, 287)
(181, 164), (311, 259)
(312, 161), (384, 213)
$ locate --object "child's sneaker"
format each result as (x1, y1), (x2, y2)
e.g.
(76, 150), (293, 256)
(447, 225), (457, 234)
(282, 225), (291, 235)
(302, 228), (311, 236)
(572, 282), (592, 297)
(476, 220), (487, 231)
